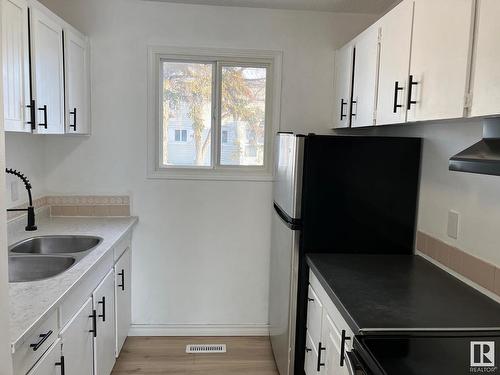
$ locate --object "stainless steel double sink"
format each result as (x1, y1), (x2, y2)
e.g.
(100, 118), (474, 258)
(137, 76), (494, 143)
(8, 235), (102, 283)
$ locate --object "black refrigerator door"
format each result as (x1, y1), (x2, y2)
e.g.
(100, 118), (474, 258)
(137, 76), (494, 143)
(300, 135), (421, 254)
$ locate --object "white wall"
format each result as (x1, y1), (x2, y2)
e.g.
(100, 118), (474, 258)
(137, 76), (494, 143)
(335, 119), (500, 268)
(33, 0), (376, 330)
(5, 134), (47, 208)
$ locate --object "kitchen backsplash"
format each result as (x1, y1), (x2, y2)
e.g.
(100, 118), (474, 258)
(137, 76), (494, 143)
(7, 195), (130, 221)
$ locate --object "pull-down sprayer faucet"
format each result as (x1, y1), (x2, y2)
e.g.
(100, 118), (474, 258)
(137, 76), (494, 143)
(6, 168), (37, 231)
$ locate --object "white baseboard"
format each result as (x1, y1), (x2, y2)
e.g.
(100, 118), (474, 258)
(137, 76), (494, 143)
(129, 324), (270, 337)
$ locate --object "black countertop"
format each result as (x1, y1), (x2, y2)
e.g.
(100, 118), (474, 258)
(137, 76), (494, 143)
(306, 254), (500, 334)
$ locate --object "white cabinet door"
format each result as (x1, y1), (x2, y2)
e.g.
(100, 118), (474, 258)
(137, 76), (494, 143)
(30, 5), (65, 134)
(115, 248), (131, 357)
(26, 339), (62, 375)
(64, 29), (89, 134)
(320, 313), (349, 375)
(304, 331), (318, 375)
(376, 0), (414, 126)
(469, 0), (500, 117)
(60, 298), (93, 375)
(351, 24), (380, 128)
(93, 270), (116, 375)
(407, 0), (474, 122)
(2, 0), (31, 132)
(306, 285), (323, 348)
(332, 43), (354, 129)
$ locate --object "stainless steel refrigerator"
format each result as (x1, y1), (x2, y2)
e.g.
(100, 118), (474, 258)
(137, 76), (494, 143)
(269, 133), (422, 375)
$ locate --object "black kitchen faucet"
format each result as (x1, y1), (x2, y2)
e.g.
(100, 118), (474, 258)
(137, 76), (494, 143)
(6, 168), (37, 231)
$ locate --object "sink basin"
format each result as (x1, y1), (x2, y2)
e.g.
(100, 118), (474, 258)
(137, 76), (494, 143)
(9, 256), (76, 282)
(10, 235), (102, 254)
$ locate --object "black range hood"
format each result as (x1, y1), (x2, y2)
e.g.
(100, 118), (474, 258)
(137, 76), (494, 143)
(449, 118), (500, 176)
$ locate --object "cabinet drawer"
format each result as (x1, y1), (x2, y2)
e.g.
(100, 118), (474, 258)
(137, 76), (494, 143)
(304, 331), (318, 375)
(306, 285), (323, 346)
(26, 338), (62, 375)
(13, 310), (58, 375)
(113, 232), (131, 261)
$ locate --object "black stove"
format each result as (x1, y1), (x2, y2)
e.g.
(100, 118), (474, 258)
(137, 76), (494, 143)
(350, 332), (500, 375)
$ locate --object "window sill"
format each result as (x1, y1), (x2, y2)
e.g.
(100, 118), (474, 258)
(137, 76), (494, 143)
(147, 169), (274, 182)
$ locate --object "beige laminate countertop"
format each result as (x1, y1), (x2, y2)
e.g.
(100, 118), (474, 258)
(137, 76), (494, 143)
(8, 212), (138, 352)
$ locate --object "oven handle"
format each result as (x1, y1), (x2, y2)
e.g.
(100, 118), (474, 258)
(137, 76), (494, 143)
(345, 350), (369, 375)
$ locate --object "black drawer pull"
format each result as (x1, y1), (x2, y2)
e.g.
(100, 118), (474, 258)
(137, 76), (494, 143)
(317, 342), (326, 371)
(55, 356), (65, 375)
(407, 75), (418, 110)
(26, 100), (36, 130)
(89, 309), (97, 337)
(30, 330), (53, 351)
(350, 100), (357, 118)
(393, 81), (403, 113)
(305, 347), (312, 353)
(307, 297), (314, 302)
(69, 108), (77, 131)
(118, 269), (125, 291)
(340, 329), (352, 367)
(38, 105), (48, 129)
(98, 296), (106, 322)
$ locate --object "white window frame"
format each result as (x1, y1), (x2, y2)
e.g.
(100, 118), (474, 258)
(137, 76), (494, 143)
(147, 46), (282, 181)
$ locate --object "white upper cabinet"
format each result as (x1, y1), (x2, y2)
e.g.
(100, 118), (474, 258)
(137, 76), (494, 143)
(64, 29), (90, 134)
(2, 0), (31, 132)
(30, 3), (65, 134)
(469, 0), (500, 117)
(332, 43), (354, 129)
(376, 0), (414, 126)
(351, 23), (380, 128)
(406, 0), (475, 122)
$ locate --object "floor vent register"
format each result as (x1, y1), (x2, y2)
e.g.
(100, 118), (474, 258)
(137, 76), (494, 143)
(186, 344), (227, 354)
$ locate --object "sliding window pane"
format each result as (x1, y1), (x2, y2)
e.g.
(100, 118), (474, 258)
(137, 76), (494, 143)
(220, 66), (267, 166)
(161, 61), (213, 167)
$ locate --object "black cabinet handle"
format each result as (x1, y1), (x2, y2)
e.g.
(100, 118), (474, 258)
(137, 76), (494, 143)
(69, 108), (77, 131)
(118, 269), (125, 291)
(29, 330), (53, 351)
(38, 105), (48, 129)
(55, 356), (65, 375)
(393, 81), (404, 113)
(305, 347), (312, 353)
(98, 296), (106, 322)
(26, 100), (36, 130)
(307, 297), (314, 302)
(317, 342), (326, 371)
(340, 99), (347, 120)
(407, 75), (418, 110)
(350, 100), (357, 118)
(89, 309), (97, 337)
(340, 329), (352, 367)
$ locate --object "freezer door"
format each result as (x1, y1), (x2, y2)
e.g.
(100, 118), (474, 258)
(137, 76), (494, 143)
(269, 208), (300, 375)
(273, 133), (304, 221)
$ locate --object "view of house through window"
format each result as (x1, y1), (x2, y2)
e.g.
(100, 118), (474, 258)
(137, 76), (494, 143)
(161, 58), (269, 169)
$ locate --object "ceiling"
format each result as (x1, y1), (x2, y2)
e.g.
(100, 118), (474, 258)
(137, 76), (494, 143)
(145, 0), (399, 14)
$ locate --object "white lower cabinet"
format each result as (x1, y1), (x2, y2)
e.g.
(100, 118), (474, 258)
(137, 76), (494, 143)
(12, 234), (133, 375)
(93, 269), (116, 375)
(26, 339), (62, 375)
(305, 272), (354, 375)
(115, 248), (131, 357)
(59, 298), (93, 375)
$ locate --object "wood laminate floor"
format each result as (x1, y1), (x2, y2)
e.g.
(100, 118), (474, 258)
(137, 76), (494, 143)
(111, 336), (280, 374)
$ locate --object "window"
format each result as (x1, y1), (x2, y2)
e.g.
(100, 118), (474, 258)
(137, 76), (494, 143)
(221, 130), (229, 144)
(174, 129), (188, 142)
(149, 47), (282, 180)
